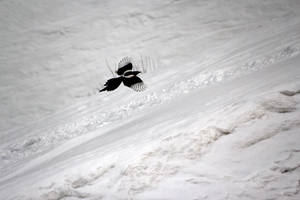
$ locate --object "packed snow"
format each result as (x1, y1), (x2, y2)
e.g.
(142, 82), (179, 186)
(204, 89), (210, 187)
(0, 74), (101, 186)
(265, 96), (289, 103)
(1, 0), (300, 199)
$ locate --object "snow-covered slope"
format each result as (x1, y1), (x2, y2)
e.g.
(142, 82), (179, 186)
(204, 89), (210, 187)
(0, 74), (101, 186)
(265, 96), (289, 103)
(1, 0), (300, 199)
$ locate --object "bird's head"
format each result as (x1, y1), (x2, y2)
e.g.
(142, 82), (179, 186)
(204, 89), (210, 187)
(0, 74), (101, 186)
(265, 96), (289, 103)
(132, 71), (141, 76)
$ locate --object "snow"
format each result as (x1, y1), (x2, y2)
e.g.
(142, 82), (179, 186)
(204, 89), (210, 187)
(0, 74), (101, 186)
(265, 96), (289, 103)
(1, 0), (300, 199)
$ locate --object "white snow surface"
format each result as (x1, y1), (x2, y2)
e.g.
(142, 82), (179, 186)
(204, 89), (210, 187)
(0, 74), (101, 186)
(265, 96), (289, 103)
(1, 0), (300, 199)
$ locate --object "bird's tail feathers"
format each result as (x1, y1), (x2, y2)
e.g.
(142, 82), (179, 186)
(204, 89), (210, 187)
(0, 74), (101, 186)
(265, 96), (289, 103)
(99, 87), (106, 92)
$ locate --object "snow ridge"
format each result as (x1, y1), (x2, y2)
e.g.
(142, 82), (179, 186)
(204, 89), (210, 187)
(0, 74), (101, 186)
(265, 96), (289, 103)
(1, 44), (299, 179)
(16, 84), (300, 200)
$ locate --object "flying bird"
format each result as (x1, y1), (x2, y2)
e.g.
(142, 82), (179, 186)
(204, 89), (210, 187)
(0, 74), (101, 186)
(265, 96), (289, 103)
(99, 57), (146, 92)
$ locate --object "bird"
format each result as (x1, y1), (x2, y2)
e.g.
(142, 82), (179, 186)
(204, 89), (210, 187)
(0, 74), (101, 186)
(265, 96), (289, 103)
(99, 57), (146, 92)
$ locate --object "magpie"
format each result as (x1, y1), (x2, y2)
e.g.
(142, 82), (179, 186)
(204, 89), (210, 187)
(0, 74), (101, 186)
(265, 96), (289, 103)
(99, 57), (146, 92)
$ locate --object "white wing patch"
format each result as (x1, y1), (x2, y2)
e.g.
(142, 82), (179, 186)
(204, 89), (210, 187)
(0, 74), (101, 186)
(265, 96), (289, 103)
(118, 57), (133, 69)
(130, 82), (147, 92)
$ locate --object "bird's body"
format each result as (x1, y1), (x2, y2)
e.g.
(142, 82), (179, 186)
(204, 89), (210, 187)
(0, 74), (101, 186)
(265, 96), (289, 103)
(116, 62), (133, 76)
(99, 57), (146, 92)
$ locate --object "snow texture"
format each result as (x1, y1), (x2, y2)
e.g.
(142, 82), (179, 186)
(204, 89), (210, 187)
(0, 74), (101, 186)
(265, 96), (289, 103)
(1, 0), (300, 199)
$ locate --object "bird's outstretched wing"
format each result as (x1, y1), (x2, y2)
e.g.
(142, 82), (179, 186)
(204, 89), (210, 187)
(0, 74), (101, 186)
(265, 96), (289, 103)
(117, 57), (133, 76)
(99, 77), (123, 92)
(122, 76), (146, 92)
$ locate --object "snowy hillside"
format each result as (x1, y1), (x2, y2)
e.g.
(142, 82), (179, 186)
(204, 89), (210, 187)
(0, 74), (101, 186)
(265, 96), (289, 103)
(1, 0), (300, 199)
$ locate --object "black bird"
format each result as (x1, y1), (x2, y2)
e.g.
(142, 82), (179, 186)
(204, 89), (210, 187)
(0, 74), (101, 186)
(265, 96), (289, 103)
(99, 57), (146, 92)
(99, 77), (123, 92)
